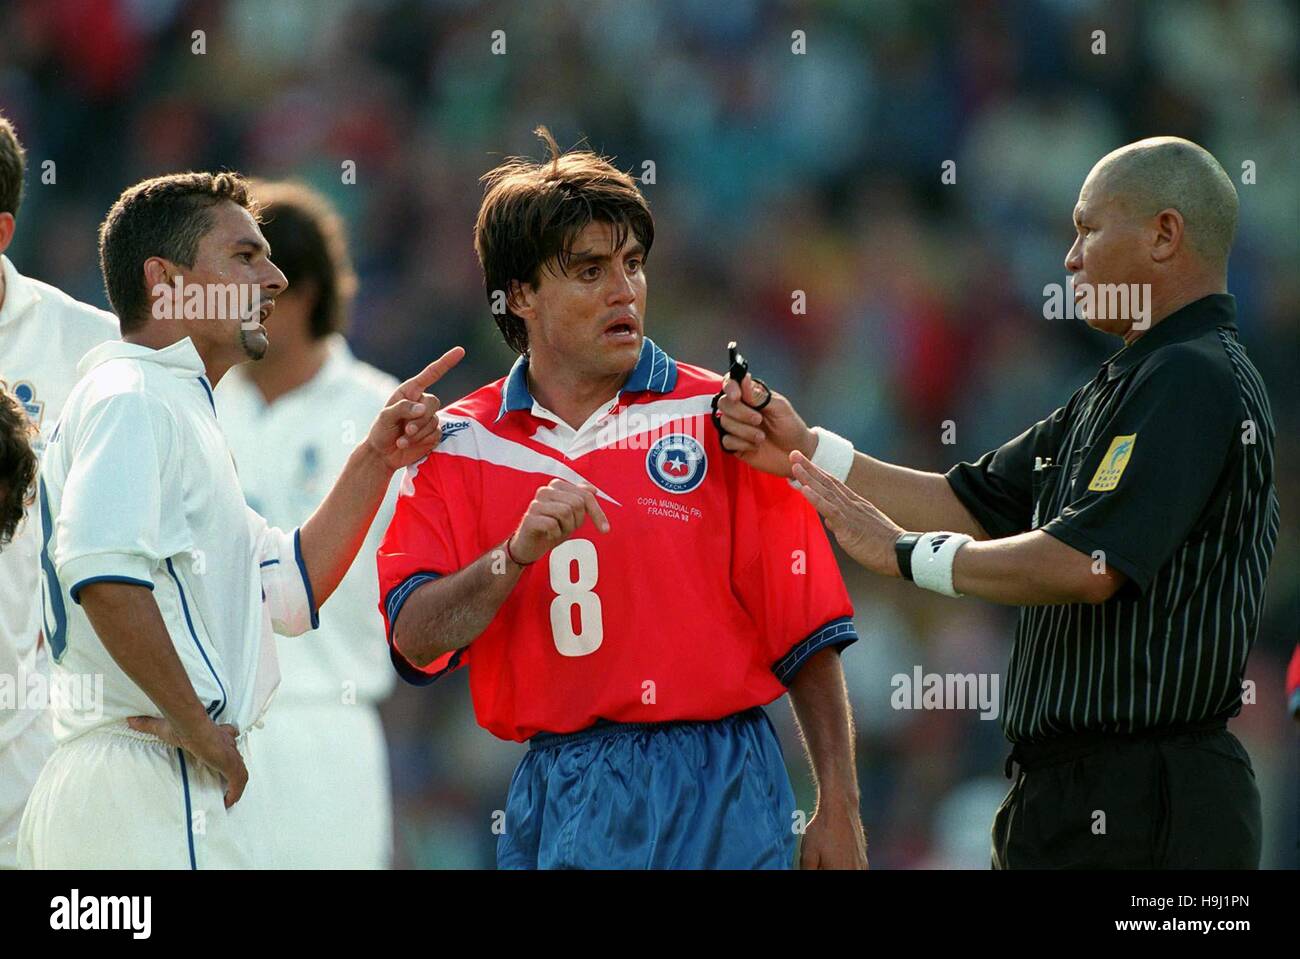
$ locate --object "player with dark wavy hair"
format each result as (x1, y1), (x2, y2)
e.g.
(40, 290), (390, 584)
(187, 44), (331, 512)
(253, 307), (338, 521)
(0, 389), (36, 548)
(379, 129), (868, 869)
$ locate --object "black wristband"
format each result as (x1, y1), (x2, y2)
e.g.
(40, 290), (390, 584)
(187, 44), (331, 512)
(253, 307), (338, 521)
(895, 532), (921, 581)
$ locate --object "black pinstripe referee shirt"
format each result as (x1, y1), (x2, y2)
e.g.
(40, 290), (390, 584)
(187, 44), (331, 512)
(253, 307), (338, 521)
(946, 294), (1278, 743)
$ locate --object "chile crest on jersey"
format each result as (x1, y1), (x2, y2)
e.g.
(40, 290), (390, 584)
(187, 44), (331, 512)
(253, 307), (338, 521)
(646, 432), (707, 494)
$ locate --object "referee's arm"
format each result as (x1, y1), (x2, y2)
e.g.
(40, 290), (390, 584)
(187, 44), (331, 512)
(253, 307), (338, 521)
(717, 374), (1068, 537)
(838, 452), (990, 538)
(949, 530), (1125, 605)
(792, 455), (1125, 605)
(791, 347), (1235, 606)
(720, 378), (1112, 601)
(821, 454), (1119, 605)
(720, 383), (1115, 601)
(839, 402), (1073, 540)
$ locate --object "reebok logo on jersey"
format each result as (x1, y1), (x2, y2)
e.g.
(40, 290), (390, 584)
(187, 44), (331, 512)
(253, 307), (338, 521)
(1088, 434), (1137, 492)
(50, 889), (151, 939)
(440, 419), (470, 440)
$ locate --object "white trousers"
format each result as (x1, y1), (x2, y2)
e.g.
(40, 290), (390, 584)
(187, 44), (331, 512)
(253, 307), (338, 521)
(239, 701), (392, 869)
(19, 722), (261, 869)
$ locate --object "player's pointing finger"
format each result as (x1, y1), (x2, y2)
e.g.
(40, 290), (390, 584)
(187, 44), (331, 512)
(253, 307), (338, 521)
(579, 484), (610, 534)
(402, 346), (466, 398)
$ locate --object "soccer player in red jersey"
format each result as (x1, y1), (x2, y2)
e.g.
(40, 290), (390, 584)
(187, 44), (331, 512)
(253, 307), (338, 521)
(377, 128), (867, 869)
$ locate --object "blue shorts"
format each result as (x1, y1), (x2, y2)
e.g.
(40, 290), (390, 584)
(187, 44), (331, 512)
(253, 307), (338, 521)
(497, 707), (797, 869)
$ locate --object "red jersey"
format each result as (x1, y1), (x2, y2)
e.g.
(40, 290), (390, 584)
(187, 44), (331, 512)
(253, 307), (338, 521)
(376, 337), (857, 741)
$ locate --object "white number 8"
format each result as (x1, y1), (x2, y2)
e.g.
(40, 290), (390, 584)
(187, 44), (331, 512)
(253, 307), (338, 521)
(548, 539), (603, 656)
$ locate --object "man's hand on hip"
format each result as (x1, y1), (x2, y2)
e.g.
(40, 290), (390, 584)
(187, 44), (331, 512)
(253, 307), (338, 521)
(128, 715), (248, 809)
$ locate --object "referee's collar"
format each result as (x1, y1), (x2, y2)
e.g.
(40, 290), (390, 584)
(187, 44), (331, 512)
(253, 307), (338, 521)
(1104, 293), (1237, 380)
(496, 336), (678, 422)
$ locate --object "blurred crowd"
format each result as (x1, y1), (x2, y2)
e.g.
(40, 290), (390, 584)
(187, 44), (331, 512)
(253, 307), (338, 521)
(2, 0), (1296, 867)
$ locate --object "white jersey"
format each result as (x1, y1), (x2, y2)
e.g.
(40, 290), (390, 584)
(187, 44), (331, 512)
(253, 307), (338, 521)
(39, 337), (316, 742)
(0, 255), (117, 743)
(215, 335), (398, 705)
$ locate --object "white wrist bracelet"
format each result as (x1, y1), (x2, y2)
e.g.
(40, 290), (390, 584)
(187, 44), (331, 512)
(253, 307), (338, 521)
(809, 426), (855, 483)
(911, 531), (973, 598)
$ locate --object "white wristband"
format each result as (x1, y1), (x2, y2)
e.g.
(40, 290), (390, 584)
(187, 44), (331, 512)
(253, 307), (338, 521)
(911, 532), (973, 598)
(809, 426), (854, 483)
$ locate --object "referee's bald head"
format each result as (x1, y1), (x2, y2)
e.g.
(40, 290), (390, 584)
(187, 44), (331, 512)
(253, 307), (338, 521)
(1088, 136), (1239, 272)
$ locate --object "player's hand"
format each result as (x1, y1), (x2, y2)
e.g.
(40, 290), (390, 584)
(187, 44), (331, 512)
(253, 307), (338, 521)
(790, 450), (904, 577)
(799, 799), (869, 870)
(507, 479), (611, 566)
(716, 373), (816, 478)
(127, 715), (248, 808)
(367, 346), (466, 470)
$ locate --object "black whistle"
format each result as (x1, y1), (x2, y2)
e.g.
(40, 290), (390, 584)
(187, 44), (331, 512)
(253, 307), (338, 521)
(727, 341), (749, 384)
(713, 340), (762, 448)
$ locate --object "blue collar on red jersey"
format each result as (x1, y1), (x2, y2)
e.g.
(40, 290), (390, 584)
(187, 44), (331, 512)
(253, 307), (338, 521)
(496, 336), (679, 422)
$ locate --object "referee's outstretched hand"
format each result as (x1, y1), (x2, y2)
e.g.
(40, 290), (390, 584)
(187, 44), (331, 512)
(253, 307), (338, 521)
(791, 450), (905, 578)
(507, 478), (611, 567)
(716, 373), (815, 479)
(368, 345), (466, 471)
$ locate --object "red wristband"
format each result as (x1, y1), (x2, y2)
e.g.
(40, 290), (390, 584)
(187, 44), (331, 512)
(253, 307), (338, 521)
(504, 537), (533, 568)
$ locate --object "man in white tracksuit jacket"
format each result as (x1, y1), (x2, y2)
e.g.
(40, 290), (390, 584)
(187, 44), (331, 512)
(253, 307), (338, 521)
(20, 170), (462, 868)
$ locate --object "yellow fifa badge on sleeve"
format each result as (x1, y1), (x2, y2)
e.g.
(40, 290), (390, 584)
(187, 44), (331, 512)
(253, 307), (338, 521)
(1088, 434), (1137, 492)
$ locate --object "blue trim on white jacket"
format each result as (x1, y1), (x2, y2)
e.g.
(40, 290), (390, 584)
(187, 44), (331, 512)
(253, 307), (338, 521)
(164, 557), (228, 721)
(293, 528), (320, 629)
(69, 574), (154, 605)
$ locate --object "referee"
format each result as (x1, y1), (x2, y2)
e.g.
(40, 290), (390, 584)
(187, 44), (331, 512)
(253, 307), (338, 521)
(717, 136), (1278, 869)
